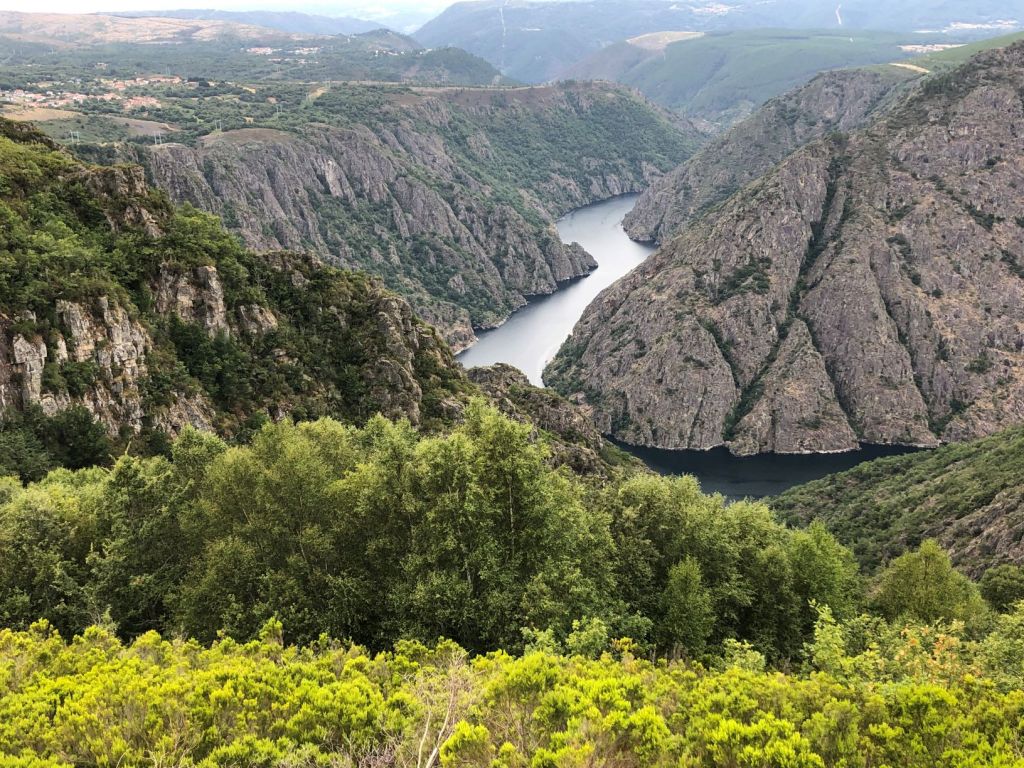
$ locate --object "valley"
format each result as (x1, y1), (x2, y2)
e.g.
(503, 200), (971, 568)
(3, 5), (1024, 765)
(456, 192), (921, 497)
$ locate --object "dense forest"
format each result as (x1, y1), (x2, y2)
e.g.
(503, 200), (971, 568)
(0, 402), (867, 659)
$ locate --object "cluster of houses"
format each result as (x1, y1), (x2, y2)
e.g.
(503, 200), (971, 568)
(1, 75), (183, 111)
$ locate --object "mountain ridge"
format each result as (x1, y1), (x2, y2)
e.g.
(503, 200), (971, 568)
(108, 8), (385, 36)
(95, 81), (696, 350)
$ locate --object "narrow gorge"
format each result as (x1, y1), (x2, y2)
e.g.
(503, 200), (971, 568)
(100, 82), (697, 351)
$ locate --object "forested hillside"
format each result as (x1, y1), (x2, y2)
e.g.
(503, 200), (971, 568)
(0, 117), (469, 472)
(4, 7), (1024, 766)
(775, 426), (1024, 576)
(416, 0), (1019, 83)
(0, 403), (863, 660)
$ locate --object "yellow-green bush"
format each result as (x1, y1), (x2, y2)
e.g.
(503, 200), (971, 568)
(1, 609), (1023, 767)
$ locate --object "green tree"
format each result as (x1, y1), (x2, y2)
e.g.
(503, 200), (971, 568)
(0, 424), (52, 482)
(978, 601), (1024, 690)
(870, 540), (988, 628)
(658, 557), (714, 657)
(979, 564), (1024, 613)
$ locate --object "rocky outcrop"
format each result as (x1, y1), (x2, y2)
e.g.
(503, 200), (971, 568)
(624, 67), (914, 244)
(0, 299), (215, 437)
(63, 298), (217, 434)
(728, 321), (859, 456)
(77, 164), (164, 237)
(236, 304), (278, 336)
(155, 265), (229, 336)
(468, 363), (613, 474)
(114, 82), (695, 349)
(547, 43), (1024, 454)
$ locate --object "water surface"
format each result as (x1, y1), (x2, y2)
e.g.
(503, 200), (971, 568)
(622, 442), (920, 500)
(457, 195), (652, 385)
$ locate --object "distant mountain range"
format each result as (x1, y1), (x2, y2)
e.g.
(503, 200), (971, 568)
(416, 0), (1024, 82)
(562, 29), (921, 129)
(0, 11), (506, 86)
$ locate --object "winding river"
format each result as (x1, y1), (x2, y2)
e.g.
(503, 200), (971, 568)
(457, 195), (916, 498)
(457, 195), (653, 384)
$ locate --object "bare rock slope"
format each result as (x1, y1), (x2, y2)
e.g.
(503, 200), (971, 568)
(115, 83), (696, 350)
(547, 43), (1024, 455)
(624, 67), (916, 244)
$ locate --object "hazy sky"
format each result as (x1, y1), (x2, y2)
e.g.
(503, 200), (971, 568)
(0, 0), (450, 20)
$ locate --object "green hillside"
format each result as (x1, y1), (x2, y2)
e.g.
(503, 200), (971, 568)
(774, 427), (1024, 575)
(0, 117), (468, 468)
(3, 11), (1024, 768)
(913, 30), (1024, 69)
(564, 29), (924, 126)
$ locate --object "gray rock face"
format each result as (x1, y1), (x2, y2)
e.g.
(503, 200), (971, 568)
(729, 321), (859, 456)
(0, 297), (214, 436)
(119, 83), (693, 350)
(547, 43), (1024, 454)
(236, 304), (279, 336)
(624, 67), (914, 244)
(155, 265), (230, 336)
(139, 126), (597, 351)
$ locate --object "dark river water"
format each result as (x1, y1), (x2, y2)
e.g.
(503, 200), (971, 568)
(457, 195), (918, 498)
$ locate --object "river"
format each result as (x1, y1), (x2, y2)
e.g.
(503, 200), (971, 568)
(457, 195), (653, 384)
(457, 195), (917, 498)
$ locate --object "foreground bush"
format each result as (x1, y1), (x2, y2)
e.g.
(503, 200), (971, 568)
(2, 609), (1024, 767)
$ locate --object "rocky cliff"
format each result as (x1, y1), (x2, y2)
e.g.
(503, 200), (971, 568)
(0, 118), (468, 457)
(468, 363), (618, 475)
(547, 43), (1024, 455)
(624, 67), (915, 244)
(109, 82), (696, 350)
